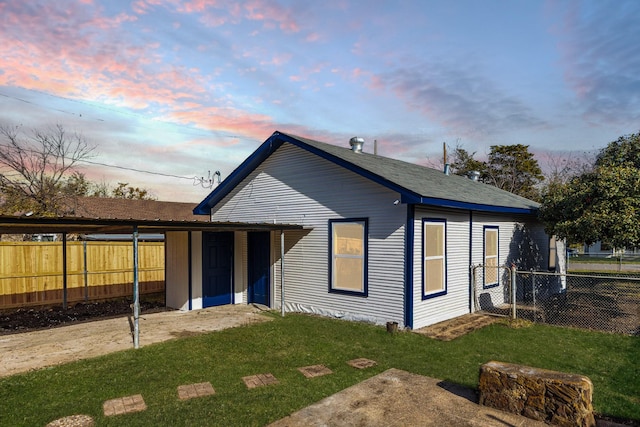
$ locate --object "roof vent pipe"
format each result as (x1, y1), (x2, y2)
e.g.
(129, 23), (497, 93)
(444, 163), (450, 175)
(468, 170), (481, 181)
(349, 137), (364, 153)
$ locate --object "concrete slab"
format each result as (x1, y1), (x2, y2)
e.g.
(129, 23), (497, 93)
(268, 369), (549, 427)
(45, 414), (95, 427)
(0, 304), (271, 377)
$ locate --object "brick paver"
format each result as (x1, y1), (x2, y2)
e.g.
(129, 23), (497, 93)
(347, 358), (377, 369)
(297, 364), (333, 378)
(177, 382), (216, 400)
(242, 373), (279, 389)
(103, 394), (147, 416)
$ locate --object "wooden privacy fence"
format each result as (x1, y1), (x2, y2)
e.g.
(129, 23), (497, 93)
(0, 241), (165, 309)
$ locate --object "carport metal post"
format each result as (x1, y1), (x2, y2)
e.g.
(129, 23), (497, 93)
(62, 232), (67, 310)
(133, 225), (140, 349)
(280, 229), (285, 317)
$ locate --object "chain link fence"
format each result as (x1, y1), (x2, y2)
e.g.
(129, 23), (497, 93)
(472, 265), (640, 335)
(514, 270), (639, 335)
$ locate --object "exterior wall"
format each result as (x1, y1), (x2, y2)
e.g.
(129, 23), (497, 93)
(412, 209), (552, 329)
(190, 231), (203, 310)
(211, 143), (407, 326)
(412, 207), (471, 329)
(165, 231), (190, 310)
(234, 231), (248, 304)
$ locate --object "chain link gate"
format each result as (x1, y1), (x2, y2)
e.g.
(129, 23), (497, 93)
(471, 264), (516, 318)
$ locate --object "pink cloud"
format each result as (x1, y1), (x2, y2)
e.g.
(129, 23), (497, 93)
(243, 0), (300, 33)
(306, 32), (320, 43)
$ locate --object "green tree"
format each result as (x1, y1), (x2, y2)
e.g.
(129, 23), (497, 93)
(111, 182), (155, 200)
(484, 144), (544, 201)
(450, 147), (486, 177)
(539, 132), (640, 248)
(594, 131), (640, 168)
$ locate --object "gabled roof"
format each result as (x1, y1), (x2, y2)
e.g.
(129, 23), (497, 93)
(194, 131), (540, 215)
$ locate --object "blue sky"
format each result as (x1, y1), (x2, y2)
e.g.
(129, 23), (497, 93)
(1, 0), (639, 202)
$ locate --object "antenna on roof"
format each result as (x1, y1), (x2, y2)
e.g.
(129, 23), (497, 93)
(194, 170), (221, 189)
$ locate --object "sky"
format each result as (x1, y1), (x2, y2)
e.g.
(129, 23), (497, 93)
(1, 0), (639, 203)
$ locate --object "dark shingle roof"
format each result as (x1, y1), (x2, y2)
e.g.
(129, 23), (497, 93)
(195, 131), (539, 215)
(65, 197), (208, 222)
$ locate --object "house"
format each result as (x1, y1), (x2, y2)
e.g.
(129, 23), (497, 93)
(165, 131), (563, 329)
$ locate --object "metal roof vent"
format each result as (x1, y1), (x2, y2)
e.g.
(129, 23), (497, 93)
(468, 170), (481, 181)
(349, 137), (364, 153)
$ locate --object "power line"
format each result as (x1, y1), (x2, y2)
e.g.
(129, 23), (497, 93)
(77, 158), (193, 180)
(0, 141), (203, 182)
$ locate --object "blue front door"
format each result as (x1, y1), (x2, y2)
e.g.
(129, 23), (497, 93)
(248, 232), (270, 306)
(202, 232), (233, 307)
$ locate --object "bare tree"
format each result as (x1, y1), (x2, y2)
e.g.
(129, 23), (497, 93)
(0, 123), (95, 216)
(541, 151), (595, 187)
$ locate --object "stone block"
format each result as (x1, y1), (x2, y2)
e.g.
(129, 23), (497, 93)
(478, 361), (595, 427)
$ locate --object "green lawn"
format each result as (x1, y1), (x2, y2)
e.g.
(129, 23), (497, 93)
(0, 313), (638, 427)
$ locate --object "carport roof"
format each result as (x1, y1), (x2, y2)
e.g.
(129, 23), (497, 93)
(0, 215), (303, 235)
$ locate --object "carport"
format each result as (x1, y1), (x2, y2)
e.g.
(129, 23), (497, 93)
(0, 215), (302, 348)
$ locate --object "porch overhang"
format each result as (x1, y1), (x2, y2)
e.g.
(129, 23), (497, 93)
(0, 215), (303, 235)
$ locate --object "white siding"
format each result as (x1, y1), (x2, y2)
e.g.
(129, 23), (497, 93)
(412, 209), (554, 328)
(190, 231), (203, 310)
(470, 213), (553, 309)
(234, 231), (247, 304)
(412, 207), (471, 329)
(165, 231), (189, 310)
(211, 143), (407, 326)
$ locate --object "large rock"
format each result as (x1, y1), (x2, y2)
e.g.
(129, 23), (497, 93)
(479, 361), (595, 427)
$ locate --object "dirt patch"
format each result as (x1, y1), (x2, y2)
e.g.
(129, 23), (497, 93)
(413, 313), (501, 341)
(0, 297), (167, 335)
(0, 304), (271, 377)
(268, 368), (548, 427)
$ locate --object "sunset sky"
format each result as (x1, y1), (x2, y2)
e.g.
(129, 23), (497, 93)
(1, 0), (639, 202)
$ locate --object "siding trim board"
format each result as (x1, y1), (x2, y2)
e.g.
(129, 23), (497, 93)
(188, 231), (192, 311)
(406, 196), (536, 215)
(404, 204), (414, 329)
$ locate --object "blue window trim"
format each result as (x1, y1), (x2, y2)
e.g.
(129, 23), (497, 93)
(328, 218), (369, 297)
(422, 218), (447, 300)
(483, 226), (500, 289)
(404, 205), (414, 328)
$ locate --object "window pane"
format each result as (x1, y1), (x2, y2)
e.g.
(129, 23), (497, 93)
(335, 257), (363, 291)
(485, 229), (498, 257)
(425, 258), (444, 293)
(425, 223), (444, 257)
(334, 223), (364, 255)
(549, 236), (557, 270)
